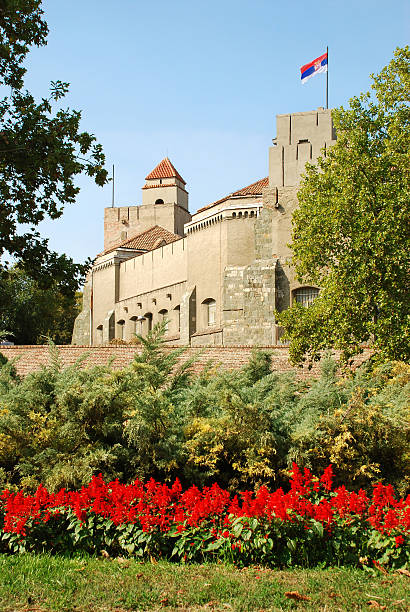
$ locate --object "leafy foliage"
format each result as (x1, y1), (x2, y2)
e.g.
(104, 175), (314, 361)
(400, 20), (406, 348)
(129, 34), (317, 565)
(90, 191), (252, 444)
(184, 358), (296, 489)
(287, 360), (410, 495)
(0, 1), (48, 90)
(278, 47), (410, 363)
(0, 325), (408, 494)
(0, 266), (81, 344)
(123, 321), (196, 483)
(0, 0), (108, 292)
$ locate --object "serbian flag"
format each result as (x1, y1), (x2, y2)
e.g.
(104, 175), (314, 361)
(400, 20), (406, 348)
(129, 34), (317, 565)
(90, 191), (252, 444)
(300, 52), (328, 84)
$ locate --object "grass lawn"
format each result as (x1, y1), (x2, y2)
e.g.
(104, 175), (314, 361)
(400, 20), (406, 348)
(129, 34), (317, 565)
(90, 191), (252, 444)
(0, 554), (408, 611)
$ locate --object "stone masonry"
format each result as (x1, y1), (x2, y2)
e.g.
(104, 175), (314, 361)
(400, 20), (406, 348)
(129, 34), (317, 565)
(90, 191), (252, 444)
(223, 260), (276, 345)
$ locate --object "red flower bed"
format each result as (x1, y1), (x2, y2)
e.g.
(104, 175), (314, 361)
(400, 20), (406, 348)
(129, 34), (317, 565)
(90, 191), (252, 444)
(0, 465), (408, 568)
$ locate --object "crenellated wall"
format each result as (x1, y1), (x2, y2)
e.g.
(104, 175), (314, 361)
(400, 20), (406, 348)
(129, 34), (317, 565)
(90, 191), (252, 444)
(104, 203), (190, 251)
(263, 108), (337, 314)
(90, 240), (189, 344)
(269, 108), (336, 189)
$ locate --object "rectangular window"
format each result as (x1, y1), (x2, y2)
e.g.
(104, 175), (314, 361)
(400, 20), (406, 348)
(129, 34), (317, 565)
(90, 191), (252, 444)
(294, 287), (319, 307)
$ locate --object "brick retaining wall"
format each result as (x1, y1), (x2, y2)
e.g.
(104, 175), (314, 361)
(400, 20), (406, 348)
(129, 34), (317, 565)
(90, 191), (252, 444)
(0, 345), (372, 378)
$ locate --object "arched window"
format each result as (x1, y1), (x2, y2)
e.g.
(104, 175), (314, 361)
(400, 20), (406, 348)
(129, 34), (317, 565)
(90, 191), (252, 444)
(158, 309), (169, 332)
(130, 315), (138, 336)
(293, 287), (319, 307)
(143, 313), (153, 334)
(155, 198), (164, 204)
(174, 305), (181, 333)
(202, 298), (216, 327)
(96, 324), (103, 345)
(116, 319), (125, 340)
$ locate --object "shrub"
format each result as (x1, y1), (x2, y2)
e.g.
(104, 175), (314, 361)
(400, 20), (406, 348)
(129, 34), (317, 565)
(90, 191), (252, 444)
(287, 360), (410, 494)
(0, 328), (408, 494)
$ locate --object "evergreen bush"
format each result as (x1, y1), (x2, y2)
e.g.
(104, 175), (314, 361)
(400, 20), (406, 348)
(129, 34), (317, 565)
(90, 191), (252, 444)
(0, 325), (408, 494)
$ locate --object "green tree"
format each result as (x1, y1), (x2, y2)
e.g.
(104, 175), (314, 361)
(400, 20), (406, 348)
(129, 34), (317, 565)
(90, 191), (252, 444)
(0, 0), (108, 293)
(124, 321), (196, 483)
(278, 47), (410, 364)
(0, 267), (81, 344)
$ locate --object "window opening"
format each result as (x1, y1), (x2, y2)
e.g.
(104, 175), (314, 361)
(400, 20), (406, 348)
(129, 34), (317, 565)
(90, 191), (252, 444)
(174, 305), (181, 333)
(293, 287), (319, 307)
(130, 315), (138, 335)
(203, 299), (216, 327)
(144, 313), (153, 332)
(96, 325), (103, 344)
(159, 309), (169, 332)
(117, 319), (125, 340)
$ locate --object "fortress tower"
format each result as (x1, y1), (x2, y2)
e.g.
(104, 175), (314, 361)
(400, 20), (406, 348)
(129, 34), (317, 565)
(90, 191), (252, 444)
(103, 158), (191, 251)
(220, 108), (337, 346)
(264, 108), (337, 318)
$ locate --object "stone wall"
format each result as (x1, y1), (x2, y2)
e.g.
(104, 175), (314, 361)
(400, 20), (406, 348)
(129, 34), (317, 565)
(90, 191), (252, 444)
(0, 345), (372, 379)
(71, 276), (92, 345)
(222, 260), (277, 345)
(254, 206), (274, 259)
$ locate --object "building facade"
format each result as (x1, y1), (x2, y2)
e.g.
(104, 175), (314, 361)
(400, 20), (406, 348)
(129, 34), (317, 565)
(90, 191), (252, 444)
(72, 108), (336, 346)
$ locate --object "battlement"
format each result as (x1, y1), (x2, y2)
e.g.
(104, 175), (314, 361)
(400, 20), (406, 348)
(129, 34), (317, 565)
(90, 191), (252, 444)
(104, 206), (138, 250)
(104, 202), (191, 251)
(269, 108), (336, 188)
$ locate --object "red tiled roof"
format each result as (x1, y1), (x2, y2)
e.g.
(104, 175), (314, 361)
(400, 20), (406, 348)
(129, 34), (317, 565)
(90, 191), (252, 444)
(145, 157), (186, 185)
(233, 177), (269, 196)
(101, 225), (180, 256)
(196, 177), (268, 214)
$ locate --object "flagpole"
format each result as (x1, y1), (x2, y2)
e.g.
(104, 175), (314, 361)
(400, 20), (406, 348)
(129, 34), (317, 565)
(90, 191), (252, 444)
(112, 164), (115, 207)
(326, 46), (329, 109)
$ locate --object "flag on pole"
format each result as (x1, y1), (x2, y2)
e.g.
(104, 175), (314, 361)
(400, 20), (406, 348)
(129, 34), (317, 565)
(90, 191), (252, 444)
(300, 52), (328, 84)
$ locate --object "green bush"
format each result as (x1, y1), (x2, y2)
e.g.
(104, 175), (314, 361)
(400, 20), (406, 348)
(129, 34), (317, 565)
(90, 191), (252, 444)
(0, 326), (408, 493)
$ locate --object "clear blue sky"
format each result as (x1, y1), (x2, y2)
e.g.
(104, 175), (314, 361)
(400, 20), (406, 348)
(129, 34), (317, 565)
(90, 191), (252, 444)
(24, 0), (409, 264)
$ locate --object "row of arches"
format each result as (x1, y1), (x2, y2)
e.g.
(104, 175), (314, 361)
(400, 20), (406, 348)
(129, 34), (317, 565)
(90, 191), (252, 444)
(187, 215), (223, 234)
(115, 306), (181, 340)
(95, 298), (218, 344)
(95, 305), (182, 344)
(186, 209), (258, 234)
(95, 288), (318, 344)
(231, 210), (256, 219)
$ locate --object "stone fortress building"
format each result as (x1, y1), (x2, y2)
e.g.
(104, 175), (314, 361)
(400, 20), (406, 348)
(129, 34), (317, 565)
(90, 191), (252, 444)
(72, 108), (336, 347)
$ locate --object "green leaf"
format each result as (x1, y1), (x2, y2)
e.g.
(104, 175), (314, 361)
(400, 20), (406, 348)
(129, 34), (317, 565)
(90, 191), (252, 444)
(206, 539), (224, 551)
